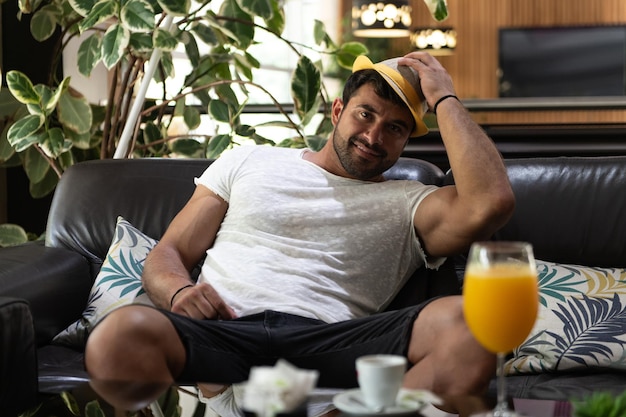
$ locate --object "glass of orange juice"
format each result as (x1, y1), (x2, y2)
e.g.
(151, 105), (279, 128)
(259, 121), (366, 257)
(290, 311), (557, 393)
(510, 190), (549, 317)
(463, 241), (538, 417)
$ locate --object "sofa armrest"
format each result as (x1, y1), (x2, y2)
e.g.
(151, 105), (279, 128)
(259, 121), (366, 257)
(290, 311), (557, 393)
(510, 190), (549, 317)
(0, 296), (38, 416)
(0, 243), (92, 346)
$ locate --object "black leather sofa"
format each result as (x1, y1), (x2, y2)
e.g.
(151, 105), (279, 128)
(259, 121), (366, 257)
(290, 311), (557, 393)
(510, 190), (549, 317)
(2, 154), (626, 415)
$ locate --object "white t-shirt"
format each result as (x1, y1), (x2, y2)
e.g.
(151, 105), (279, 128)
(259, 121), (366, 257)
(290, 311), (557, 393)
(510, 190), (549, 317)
(194, 145), (442, 323)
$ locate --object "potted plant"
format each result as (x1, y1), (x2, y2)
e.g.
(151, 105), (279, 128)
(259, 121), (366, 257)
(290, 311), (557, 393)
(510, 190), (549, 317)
(0, 0), (448, 244)
(0, 0), (368, 246)
(1, 0), (368, 195)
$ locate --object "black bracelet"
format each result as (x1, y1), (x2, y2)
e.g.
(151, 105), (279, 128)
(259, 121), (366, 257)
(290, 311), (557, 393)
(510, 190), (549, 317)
(433, 94), (460, 114)
(170, 284), (194, 307)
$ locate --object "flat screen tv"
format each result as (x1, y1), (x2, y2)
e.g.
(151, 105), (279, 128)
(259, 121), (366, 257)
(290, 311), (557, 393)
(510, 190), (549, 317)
(498, 26), (626, 97)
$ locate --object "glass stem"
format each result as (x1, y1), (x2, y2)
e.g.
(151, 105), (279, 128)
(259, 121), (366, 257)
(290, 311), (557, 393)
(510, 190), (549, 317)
(495, 352), (509, 414)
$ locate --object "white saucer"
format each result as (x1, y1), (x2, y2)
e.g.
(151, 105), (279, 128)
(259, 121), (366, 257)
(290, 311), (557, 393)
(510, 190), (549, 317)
(333, 388), (439, 416)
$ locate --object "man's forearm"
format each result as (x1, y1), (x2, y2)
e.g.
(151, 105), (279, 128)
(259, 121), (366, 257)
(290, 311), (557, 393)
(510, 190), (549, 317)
(142, 243), (195, 309)
(437, 99), (514, 231)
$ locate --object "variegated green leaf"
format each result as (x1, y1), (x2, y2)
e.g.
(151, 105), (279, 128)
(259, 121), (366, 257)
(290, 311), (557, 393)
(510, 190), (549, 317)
(30, 5), (58, 41)
(169, 138), (203, 157)
(143, 121), (162, 145)
(42, 77), (71, 114)
(183, 106), (201, 130)
(300, 93), (321, 127)
(79, 0), (118, 33)
(232, 53), (256, 80)
(121, 0), (155, 33)
(153, 28), (178, 51)
(262, 0), (284, 35)
(220, 0), (254, 49)
(206, 133), (231, 159)
(66, 128), (93, 150)
(239, 0), (273, 20)
(17, 0), (34, 14)
(77, 33), (102, 76)
(423, 0), (448, 21)
(24, 146), (49, 183)
(129, 32), (153, 53)
(84, 399), (106, 417)
(158, 51), (175, 80)
(6, 71), (40, 105)
(204, 16), (239, 44)
(173, 97), (185, 117)
(291, 55), (320, 122)
(58, 147), (77, 171)
(26, 103), (45, 117)
(69, 0), (97, 17)
(7, 115), (44, 148)
(208, 100), (230, 123)
(101, 23), (130, 69)
(33, 84), (54, 115)
(157, 0), (190, 16)
(59, 392), (81, 416)
(0, 87), (22, 116)
(10, 132), (46, 155)
(0, 124), (16, 162)
(29, 168), (60, 198)
(313, 19), (330, 47)
(0, 224), (29, 247)
(235, 124), (254, 137)
(182, 31), (200, 67)
(41, 127), (70, 157)
(190, 22), (218, 45)
(336, 42), (369, 70)
(58, 91), (93, 134)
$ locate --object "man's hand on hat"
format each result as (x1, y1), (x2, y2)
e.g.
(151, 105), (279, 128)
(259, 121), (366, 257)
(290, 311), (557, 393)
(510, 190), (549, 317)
(398, 52), (456, 113)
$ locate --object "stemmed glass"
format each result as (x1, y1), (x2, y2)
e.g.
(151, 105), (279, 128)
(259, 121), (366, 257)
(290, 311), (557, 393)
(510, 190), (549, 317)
(462, 241), (539, 417)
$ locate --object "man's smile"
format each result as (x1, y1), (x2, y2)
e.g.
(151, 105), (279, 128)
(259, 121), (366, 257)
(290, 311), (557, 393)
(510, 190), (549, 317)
(351, 138), (386, 160)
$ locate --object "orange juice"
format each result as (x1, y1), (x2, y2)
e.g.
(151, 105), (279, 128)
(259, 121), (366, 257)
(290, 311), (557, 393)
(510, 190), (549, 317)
(463, 263), (538, 353)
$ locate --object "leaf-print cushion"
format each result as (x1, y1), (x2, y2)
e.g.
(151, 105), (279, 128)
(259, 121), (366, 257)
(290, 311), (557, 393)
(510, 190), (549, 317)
(52, 216), (156, 348)
(506, 259), (626, 375)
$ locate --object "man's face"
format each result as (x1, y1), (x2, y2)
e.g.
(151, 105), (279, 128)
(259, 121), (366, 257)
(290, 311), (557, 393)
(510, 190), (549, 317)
(330, 83), (413, 181)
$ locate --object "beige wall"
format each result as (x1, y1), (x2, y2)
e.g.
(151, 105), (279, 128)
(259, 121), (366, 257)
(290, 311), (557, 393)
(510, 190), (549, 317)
(344, 0), (626, 124)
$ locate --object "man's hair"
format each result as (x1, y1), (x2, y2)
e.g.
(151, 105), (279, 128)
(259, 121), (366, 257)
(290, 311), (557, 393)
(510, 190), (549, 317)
(342, 69), (407, 110)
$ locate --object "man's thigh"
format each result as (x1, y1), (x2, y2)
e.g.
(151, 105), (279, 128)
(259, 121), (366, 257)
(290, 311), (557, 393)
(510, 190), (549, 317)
(161, 303), (429, 387)
(275, 306), (424, 387)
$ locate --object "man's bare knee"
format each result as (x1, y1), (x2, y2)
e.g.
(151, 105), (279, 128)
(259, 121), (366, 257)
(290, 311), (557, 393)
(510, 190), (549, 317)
(406, 296), (495, 395)
(85, 305), (185, 381)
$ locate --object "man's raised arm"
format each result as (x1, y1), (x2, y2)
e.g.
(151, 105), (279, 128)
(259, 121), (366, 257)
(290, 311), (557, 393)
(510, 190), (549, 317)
(401, 52), (515, 257)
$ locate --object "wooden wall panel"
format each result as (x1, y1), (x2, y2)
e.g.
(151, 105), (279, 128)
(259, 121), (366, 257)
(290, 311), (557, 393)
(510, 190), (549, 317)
(345, 0), (626, 124)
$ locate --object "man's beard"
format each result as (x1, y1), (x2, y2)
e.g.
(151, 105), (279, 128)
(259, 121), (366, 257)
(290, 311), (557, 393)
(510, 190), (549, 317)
(331, 128), (394, 181)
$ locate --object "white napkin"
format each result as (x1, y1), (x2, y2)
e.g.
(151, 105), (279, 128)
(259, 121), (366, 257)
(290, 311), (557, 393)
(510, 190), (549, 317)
(241, 359), (319, 417)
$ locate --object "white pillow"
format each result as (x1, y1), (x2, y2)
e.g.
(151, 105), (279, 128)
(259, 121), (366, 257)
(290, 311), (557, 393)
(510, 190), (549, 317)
(52, 216), (156, 348)
(506, 259), (626, 375)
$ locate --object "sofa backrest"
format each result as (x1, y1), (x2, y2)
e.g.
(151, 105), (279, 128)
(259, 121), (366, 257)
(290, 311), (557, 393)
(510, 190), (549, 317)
(46, 156), (446, 280)
(47, 158), (213, 277)
(449, 156), (626, 268)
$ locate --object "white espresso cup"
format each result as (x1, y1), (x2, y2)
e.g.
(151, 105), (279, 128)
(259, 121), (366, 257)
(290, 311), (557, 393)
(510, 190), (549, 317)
(356, 354), (407, 410)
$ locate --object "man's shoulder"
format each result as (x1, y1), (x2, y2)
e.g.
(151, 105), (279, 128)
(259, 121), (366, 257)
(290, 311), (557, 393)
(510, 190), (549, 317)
(223, 145), (301, 160)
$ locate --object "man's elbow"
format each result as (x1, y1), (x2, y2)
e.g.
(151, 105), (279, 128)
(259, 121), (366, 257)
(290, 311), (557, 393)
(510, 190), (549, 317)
(479, 188), (516, 237)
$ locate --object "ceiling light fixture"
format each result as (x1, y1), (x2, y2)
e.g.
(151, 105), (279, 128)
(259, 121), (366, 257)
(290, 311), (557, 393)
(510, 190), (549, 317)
(411, 27), (457, 55)
(352, 0), (413, 38)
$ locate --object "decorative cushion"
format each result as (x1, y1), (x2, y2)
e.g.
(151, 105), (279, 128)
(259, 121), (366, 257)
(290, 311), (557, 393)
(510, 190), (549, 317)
(506, 260), (626, 375)
(52, 217), (156, 348)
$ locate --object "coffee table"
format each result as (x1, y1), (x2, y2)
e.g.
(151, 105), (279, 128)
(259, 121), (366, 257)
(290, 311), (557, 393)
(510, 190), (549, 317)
(50, 382), (574, 417)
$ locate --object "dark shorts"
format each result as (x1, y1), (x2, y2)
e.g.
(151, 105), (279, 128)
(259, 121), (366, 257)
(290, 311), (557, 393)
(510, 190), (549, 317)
(160, 301), (433, 388)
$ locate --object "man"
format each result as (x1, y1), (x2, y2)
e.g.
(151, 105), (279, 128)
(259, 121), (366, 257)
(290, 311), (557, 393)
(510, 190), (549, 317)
(85, 52), (515, 412)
